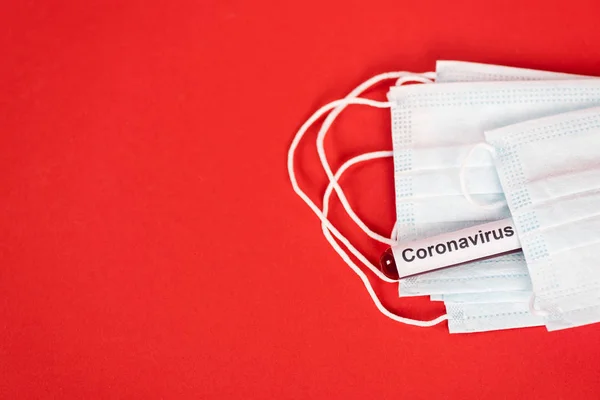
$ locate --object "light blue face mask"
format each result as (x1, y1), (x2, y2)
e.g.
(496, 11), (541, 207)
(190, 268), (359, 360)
(414, 61), (595, 333)
(486, 106), (600, 331)
(389, 76), (600, 298)
(289, 62), (599, 332)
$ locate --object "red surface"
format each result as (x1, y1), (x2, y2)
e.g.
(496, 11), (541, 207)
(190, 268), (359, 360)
(2, 1), (600, 398)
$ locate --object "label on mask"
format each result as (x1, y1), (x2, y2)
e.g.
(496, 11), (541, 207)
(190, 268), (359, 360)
(391, 218), (521, 278)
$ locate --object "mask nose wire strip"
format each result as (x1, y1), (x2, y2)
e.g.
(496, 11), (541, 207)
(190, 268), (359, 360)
(288, 73), (448, 326)
(321, 151), (447, 326)
(459, 142), (508, 210)
(316, 72), (436, 247)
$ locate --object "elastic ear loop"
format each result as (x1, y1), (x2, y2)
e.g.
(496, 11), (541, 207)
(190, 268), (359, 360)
(322, 151), (394, 278)
(315, 76), (428, 280)
(290, 71), (434, 281)
(288, 97), (397, 283)
(459, 142), (507, 210)
(321, 151), (448, 326)
(316, 72), (436, 247)
(288, 73), (447, 326)
(320, 73), (436, 247)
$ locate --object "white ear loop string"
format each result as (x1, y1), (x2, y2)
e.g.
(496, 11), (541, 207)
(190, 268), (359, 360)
(459, 142), (508, 210)
(316, 72), (436, 247)
(318, 74), (436, 262)
(288, 72), (448, 326)
(320, 151), (448, 326)
(289, 72), (434, 282)
(528, 293), (550, 317)
(321, 151), (395, 281)
(288, 97), (397, 282)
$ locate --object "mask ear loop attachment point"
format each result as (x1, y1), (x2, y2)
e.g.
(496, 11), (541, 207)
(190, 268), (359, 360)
(320, 150), (448, 326)
(460, 142), (507, 210)
(316, 72), (437, 248)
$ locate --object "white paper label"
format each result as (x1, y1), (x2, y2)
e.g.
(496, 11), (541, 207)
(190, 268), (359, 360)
(391, 218), (521, 278)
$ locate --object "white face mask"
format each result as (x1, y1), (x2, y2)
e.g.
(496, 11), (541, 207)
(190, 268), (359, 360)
(287, 63), (598, 332)
(422, 61), (594, 333)
(486, 106), (600, 331)
(389, 78), (600, 298)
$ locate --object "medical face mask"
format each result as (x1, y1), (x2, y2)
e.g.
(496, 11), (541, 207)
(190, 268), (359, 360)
(485, 106), (600, 331)
(393, 62), (586, 296)
(389, 78), (600, 297)
(288, 65), (599, 332)
(311, 63), (584, 295)
(314, 61), (566, 267)
(421, 61), (594, 333)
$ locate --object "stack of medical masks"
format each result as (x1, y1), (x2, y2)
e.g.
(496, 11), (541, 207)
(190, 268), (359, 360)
(288, 60), (600, 333)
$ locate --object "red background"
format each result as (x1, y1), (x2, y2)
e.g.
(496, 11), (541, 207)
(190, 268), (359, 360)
(2, 1), (600, 398)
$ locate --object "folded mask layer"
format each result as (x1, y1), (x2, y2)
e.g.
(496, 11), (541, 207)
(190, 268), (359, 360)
(486, 106), (600, 331)
(432, 290), (533, 303)
(436, 60), (589, 83)
(446, 301), (545, 333)
(399, 253), (531, 296)
(428, 62), (595, 333)
(389, 78), (600, 297)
